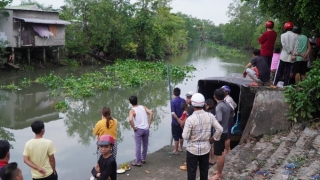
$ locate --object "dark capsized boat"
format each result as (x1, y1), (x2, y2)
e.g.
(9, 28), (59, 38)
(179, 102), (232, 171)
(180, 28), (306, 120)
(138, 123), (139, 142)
(197, 73), (255, 140)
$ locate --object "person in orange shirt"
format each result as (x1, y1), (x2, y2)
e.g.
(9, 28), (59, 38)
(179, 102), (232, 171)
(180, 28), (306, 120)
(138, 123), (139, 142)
(93, 107), (118, 159)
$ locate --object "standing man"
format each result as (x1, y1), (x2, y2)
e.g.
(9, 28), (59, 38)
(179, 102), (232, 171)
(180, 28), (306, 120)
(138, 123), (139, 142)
(210, 89), (232, 180)
(23, 120), (57, 180)
(170, 88), (186, 154)
(221, 85), (237, 154)
(270, 22), (298, 88)
(0, 140), (10, 171)
(292, 26), (311, 84)
(0, 162), (24, 180)
(129, 95), (153, 166)
(182, 93), (223, 180)
(259, 20), (277, 69)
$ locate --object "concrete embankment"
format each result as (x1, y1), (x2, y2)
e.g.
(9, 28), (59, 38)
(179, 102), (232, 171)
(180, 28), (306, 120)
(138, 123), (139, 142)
(206, 124), (320, 180)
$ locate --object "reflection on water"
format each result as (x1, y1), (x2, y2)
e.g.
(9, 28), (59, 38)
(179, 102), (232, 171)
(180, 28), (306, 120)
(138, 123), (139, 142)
(0, 45), (251, 179)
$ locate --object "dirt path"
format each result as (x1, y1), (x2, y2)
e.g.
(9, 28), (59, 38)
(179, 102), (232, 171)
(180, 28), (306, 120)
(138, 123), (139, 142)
(117, 145), (198, 180)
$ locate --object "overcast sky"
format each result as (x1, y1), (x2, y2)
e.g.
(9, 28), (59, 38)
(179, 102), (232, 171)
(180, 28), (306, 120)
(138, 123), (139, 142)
(10, 0), (232, 25)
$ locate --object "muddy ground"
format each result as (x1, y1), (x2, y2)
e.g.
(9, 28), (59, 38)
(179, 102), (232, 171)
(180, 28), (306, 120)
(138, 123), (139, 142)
(116, 145), (200, 180)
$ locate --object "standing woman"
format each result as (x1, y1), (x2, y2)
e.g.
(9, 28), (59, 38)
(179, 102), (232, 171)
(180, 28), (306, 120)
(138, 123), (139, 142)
(93, 107), (118, 159)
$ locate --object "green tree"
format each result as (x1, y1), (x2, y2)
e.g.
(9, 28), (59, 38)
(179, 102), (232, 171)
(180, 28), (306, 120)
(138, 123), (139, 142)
(20, 0), (56, 11)
(257, 0), (320, 33)
(222, 0), (262, 48)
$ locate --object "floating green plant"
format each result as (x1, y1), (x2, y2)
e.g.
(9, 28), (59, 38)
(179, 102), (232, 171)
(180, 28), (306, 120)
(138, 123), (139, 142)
(55, 101), (69, 113)
(1, 59), (196, 99)
(206, 43), (246, 58)
(0, 83), (19, 91)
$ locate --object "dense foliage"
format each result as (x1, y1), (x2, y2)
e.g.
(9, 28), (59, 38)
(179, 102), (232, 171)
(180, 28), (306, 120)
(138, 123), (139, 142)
(258, 0), (320, 32)
(284, 60), (320, 122)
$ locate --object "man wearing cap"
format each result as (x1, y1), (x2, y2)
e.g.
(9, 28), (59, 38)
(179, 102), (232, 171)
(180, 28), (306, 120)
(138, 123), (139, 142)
(0, 140), (10, 176)
(221, 85), (237, 154)
(182, 93), (223, 180)
(210, 89), (233, 180)
(170, 88), (186, 154)
(185, 91), (195, 117)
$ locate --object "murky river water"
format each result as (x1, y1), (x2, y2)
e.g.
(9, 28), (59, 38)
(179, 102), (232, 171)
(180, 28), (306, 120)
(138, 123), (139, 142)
(0, 44), (250, 179)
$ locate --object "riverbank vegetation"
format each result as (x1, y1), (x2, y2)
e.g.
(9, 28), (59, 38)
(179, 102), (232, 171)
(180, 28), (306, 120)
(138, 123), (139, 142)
(1, 0), (319, 63)
(284, 61), (320, 123)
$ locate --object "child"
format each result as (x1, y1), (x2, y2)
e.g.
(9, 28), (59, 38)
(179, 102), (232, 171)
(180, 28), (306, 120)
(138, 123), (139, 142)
(179, 103), (188, 129)
(270, 47), (281, 81)
(91, 134), (117, 180)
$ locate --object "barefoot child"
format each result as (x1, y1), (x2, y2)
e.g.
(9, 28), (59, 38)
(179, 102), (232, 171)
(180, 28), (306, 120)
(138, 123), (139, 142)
(91, 135), (117, 180)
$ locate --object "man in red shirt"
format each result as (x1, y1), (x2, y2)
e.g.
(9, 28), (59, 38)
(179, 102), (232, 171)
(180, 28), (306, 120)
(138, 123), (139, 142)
(259, 20), (277, 69)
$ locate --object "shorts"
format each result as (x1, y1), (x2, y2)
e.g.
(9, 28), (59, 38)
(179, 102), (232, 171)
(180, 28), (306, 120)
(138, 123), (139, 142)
(214, 133), (228, 156)
(172, 124), (183, 141)
(227, 117), (234, 139)
(246, 68), (263, 83)
(292, 61), (308, 75)
(33, 172), (58, 180)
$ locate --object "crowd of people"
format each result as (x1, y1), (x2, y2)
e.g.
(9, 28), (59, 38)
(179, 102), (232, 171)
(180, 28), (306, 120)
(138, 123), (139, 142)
(243, 20), (319, 88)
(169, 87), (236, 180)
(1, 20), (320, 180)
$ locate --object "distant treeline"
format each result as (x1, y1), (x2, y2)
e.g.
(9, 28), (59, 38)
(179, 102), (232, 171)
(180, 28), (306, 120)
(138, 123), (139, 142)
(8, 0), (320, 60)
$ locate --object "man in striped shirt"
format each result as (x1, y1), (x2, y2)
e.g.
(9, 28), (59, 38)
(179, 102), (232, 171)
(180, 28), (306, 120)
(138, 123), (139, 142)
(182, 93), (223, 180)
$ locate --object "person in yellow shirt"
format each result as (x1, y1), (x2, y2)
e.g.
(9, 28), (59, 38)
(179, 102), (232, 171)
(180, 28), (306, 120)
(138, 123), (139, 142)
(93, 107), (118, 158)
(23, 120), (57, 180)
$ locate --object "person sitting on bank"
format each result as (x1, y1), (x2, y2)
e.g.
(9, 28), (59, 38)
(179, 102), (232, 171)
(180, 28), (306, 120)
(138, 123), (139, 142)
(243, 49), (270, 86)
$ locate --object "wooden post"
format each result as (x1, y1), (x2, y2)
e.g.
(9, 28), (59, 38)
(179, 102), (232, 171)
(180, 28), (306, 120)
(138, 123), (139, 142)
(57, 47), (60, 65)
(27, 48), (30, 65)
(43, 47), (46, 64)
(11, 47), (15, 64)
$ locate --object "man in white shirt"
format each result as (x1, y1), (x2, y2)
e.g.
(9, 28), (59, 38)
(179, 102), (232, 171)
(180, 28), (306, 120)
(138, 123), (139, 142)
(271, 22), (298, 88)
(129, 95), (153, 166)
(182, 93), (223, 180)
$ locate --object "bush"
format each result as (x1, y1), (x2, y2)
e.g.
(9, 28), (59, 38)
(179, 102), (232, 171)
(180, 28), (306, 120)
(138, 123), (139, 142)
(284, 60), (320, 122)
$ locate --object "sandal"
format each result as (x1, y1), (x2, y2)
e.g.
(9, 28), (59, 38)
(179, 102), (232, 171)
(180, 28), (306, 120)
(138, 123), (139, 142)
(168, 151), (179, 155)
(270, 85), (277, 89)
(179, 165), (187, 171)
(141, 160), (146, 164)
(178, 148), (183, 152)
(209, 162), (216, 166)
(249, 82), (259, 87)
(131, 163), (141, 167)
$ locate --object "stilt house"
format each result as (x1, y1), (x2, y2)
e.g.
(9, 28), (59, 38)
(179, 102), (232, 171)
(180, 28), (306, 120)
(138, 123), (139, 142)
(0, 5), (70, 64)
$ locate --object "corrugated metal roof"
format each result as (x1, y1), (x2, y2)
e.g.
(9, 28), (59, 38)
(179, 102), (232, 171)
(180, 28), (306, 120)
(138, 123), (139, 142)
(13, 16), (71, 25)
(6, 5), (40, 10)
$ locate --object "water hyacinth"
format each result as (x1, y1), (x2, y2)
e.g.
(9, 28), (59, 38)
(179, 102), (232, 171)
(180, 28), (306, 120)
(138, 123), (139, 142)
(2, 59), (196, 99)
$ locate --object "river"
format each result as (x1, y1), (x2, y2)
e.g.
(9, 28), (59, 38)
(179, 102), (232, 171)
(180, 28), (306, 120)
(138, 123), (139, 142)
(0, 44), (251, 179)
